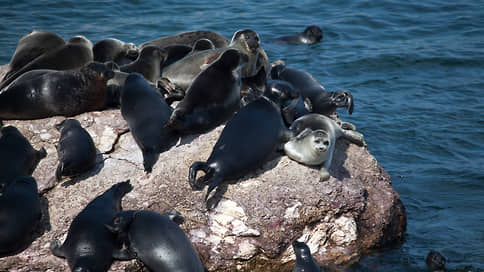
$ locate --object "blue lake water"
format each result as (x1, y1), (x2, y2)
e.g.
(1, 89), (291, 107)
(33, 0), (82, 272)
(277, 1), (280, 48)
(1, 1), (483, 271)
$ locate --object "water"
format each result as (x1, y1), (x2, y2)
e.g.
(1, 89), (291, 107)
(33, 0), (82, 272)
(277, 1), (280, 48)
(1, 0), (483, 271)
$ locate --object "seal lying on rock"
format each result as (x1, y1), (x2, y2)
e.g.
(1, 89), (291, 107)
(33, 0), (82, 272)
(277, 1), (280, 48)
(121, 73), (179, 173)
(120, 45), (166, 83)
(140, 30), (229, 49)
(274, 25), (323, 45)
(93, 38), (139, 65)
(50, 180), (133, 272)
(189, 97), (293, 204)
(271, 60), (353, 119)
(55, 119), (97, 182)
(284, 114), (365, 181)
(0, 176), (41, 256)
(0, 62), (115, 120)
(106, 210), (205, 272)
(0, 125), (46, 183)
(292, 241), (321, 272)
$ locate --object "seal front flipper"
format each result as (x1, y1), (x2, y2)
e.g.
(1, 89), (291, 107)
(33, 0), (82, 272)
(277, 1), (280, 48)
(188, 161), (215, 190)
(341, 130), (366, 147)
(163, 211), (185, 225)
(205, 173), (224, 203)
(50, 240), (66, 258)
(55, 162), (64, 182)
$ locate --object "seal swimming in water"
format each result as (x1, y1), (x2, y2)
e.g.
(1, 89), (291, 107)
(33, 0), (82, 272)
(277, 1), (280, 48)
(106, 210), (205, 272)
(0, 125), (46, 183)
(426, 250), (446, 271)
(292, 241), (321, 272)
(164, 48), (245, 136)
(189, 97), (293, 204)
(273, 25), (323, 45)
(140, 30), (229, 49)
(0, 35), (94, 90)
(283, 114), (365, 180)
(120, 73), (179, 173)
(3, 30), (65, 82)
(50, 180), (133, 272)
(0, 176), (41, 256)
(120, 45), (166, 83)
(93, 38), (139, 65)
(55, 119), (97, 182)
(271, 60), (354, 118)
(0, 62), (115, 120)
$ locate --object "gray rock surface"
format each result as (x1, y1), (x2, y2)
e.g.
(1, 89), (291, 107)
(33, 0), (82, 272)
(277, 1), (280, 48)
(0, 64), (406, 271)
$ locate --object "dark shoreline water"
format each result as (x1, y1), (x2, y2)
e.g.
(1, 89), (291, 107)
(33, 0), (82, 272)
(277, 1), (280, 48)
(1, 1), (483, 271)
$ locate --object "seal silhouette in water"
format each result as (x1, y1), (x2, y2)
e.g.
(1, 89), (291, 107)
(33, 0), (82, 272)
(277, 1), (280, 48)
(274, 25), (323, 45)
(107, 210), (205, 272)
(50, 180), (133, 272)
(292, 241), (321, 272)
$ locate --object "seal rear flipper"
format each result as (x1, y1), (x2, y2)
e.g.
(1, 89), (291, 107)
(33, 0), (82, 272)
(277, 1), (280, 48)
(50, 240), (66, 258)
(37, 146), (47, 159)
(164, 211), (185, 225)
(55, 162), (64, 182)
(142, 149), (160, 173)
(112, 247), (136, 260)
(188, 161), (215, 190)
(341, 130), (366, 147)
(112, 180), (133, 197)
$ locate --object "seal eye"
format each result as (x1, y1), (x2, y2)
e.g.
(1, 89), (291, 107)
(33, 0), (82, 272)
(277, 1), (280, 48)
(324, 141), (329, 146)
(113, 217), (121, 225)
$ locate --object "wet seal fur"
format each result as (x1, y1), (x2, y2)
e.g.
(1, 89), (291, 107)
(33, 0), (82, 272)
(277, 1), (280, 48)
(55, 119), (97, 182)
(106, 210), (205, 272)
(120, 45), (166, 83)
(0, 125), (46, 183)
(164, 49), (244, 136)
(93, 38), (139, 65)
(0, 176), (41, 256)
(284, 114), (365, 180)
(189, 97), (293, 205)
(50, 180), (133, 271)
(426, 250), (446, 271)
(140, 30), (229, 49)
(0, 62), (115, 120)
(271, 60), (353, 120)
(120, 73), (179, 173)
(292, 241), (321, 272)
(274, 25), (323, 45)
(0, 35), (93, 90)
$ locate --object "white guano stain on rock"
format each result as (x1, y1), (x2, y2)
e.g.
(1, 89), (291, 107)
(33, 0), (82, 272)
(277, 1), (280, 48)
(284, 201), (301, 219)
(330, 216), (357, 246)
(281, 221), (329, 263)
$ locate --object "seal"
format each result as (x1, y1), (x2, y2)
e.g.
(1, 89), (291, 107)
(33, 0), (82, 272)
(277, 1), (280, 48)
(426, 250), (446, 271)
(189, 97), (293, 204)
(0, 176), (41, 256)
(55, 119), (97, 182)
(0, 35), (94, 90)
(140, 30), (229, 49)
(50, 180), (133, 272)
(0, 125), (47, 183)
(271, 60), (354, 117)
(283, 113), (365, 180)
(106, 210), (205, 272)
(274, 25), (323, 45)
(3, 30), (65, 82)
(164, 49), (244, 136)
(292, 241), (321, 272)
(120, 73), (179, 172)
(120, 45), (166, 83)
(0, 62), (115, 120)
(93, 38), (139, 65)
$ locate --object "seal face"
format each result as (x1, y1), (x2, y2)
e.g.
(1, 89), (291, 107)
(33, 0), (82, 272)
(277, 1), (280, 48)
(271, 61), (354, 118)
(284, 114), (365, 180)
(140, 30), (229, 49)
(0, 62), (115, 120)
(93, 38), (139, 65)
(292, 241), (321, 272)
(426, 250), (446, 271)
(0, 35), (94, 90)
(55, 119), (97, 182)
(120, 73), (179, 172)
(107, 210), (205, 272)
(120, 45), (166, 83)
(50, 180), (133, 272)
(0, 176), (41, 256)
(274, 25), (323, 45)
(164, 49), (244, 136)
(189, 97), (293, 204)
(0, 125), (46, 183)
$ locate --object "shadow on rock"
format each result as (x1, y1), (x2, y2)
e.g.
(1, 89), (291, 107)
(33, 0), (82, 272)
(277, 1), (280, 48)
(61, 153), (105, 188)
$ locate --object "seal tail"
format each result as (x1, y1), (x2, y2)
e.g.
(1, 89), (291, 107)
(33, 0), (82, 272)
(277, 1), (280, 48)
(142, 149), (160, 173)
(188, 161), (215, 190)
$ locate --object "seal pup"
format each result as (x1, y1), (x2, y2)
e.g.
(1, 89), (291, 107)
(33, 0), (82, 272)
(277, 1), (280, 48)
(274, 25), (323, 45)
(106, 210), (205, 272)
(0, 176), (41, 256)
(120, 73), (179, 173)
(140, 30), (229, 49)
(93, 38), (139, 65)
(0, 35), (94, 90)
(0, 62), (115, 120)
(0, 125), (46, 183)
(120, 45), (166, 83)
(50, 180), (133, 272)
(55, 119), (97, 182)
(189, 97), (293, 204)
(271, 60), (354, 117)
(284, 114), (365, 180)
(292, 241), (321, 272)
(3, 30), (65, 82)
(164, 49), (245, 136)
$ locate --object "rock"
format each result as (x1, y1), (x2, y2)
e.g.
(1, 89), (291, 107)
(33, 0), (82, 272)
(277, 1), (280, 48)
(0, 64), (406, 271)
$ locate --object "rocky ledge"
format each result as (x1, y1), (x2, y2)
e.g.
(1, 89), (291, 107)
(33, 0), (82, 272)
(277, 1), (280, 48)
(0, 65), (406, 271)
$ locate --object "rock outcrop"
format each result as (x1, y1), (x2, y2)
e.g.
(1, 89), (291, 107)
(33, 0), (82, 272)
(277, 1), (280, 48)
(0, 64), (406, 271)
